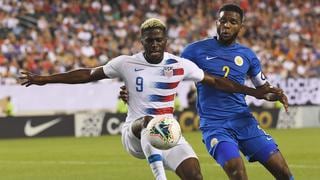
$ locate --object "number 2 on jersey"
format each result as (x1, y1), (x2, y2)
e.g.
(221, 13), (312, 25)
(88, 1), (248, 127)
(222, 66), (230, 77)
(136, 77), (143, 92)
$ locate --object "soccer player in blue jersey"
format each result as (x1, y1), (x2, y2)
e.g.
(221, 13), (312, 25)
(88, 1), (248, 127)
(181, 4), (293, 180)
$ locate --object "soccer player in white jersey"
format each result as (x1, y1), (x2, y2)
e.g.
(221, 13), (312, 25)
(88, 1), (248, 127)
(20, 18), (285, 180)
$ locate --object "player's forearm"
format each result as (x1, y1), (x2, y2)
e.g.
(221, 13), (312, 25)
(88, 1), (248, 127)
(202, 74), (258, 96)
(42, 69), (93, 84)
(263, 93), (281, 101)
(213, 77), (258, 96)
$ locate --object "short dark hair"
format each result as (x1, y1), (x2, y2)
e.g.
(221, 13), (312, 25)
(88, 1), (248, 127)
(219, 4), (244, 21)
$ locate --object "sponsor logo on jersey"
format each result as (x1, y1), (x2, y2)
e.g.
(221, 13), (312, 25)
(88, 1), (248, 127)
(134, 68), (144, 72)
(163, 66), (173, 77)
(234, 56), (243, 66)
(206, 56), (218, 60)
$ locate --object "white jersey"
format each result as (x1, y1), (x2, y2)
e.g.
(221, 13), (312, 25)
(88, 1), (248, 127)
(103, 52), (204, 123)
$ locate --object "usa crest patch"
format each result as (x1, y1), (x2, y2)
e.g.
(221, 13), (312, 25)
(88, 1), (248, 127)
(163, 66), (173, 77)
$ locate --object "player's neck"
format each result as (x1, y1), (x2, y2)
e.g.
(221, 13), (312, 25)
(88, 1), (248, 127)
(143, 52), (163, 64)
(216, 36), (236, 46)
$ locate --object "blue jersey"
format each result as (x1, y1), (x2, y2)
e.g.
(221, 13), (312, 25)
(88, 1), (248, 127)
(181, 37), (262, 128)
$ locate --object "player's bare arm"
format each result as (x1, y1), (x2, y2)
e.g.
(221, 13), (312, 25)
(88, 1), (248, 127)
(201, 72), (283, 100)
(20, 67), (107, 87)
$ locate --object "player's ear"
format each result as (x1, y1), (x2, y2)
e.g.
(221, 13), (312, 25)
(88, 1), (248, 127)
(239, 23), (245, 35)
(240, 16), (245, 27)
(163, 36), (168, 43)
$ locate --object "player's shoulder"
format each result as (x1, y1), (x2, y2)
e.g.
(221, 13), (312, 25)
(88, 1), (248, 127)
(108, 53), (141, 64)
(166, 52), (193, 62)
(163, 52), (194, 68)
(164, 52), (182, 61)
(235, 43), (257, 57)
(185, 37), (213, 49)
(182, 38), (213, 58)
(113, 54), (137, 61)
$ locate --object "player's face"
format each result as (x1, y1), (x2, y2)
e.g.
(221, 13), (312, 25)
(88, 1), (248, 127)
(141, 28), (167, 64)
(216, 11), (242, 45)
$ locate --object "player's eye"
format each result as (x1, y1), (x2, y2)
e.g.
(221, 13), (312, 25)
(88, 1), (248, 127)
(230, 19), (239, 25)
(145, 39), (153, 43)
(146, 38), (163, 43)
(155, 38), (164, 42)
(219, 19), (226, 24)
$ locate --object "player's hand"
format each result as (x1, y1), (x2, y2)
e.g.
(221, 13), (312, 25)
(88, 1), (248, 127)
(277, 92), (289, 113)
(254, 85), (282, 99)
(257, 85), (289, 113)
(263, 91), (289, 113)
(19, 71), (46, 87)
(119, 85), (129, 103)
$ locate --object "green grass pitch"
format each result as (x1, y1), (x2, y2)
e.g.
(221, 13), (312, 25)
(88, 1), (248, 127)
(0, 128), (319, 180)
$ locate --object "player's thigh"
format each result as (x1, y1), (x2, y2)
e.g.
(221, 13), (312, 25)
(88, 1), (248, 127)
(238, 125), (277, 162)
(223, 157), (247, 180)
(175, 157), (202, 180)
(214, 142), (247, 179)
(201, 127), (232, 155)
(202, 128), (242, 166)
(162, 137), (199, 171)
(121, 123), (145, 159)
(262, 151), (292, 179)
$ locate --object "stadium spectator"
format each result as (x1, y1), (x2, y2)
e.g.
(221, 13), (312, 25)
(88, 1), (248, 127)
(0, 96), (14, 116)
(0, 0), (319, 84)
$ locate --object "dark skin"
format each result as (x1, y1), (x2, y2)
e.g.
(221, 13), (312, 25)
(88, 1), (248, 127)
(20, 25), (286, 180)
(216, 11), (242, 46)
(141, 28), (167, 64)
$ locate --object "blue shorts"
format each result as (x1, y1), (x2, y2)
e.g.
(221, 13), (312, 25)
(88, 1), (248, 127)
(201, 117), (278, 166)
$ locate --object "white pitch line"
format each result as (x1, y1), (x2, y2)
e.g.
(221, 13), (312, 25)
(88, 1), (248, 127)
(0, 160), (319, 169)
(0, 160), (137, 166)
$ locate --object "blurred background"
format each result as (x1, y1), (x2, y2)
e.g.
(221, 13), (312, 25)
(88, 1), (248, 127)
(0, 0), (319, 131)
(1, 0), (319, 82)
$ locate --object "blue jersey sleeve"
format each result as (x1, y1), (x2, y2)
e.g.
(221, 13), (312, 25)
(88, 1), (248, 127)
(181, 44), (198, 64)
(247, 52), (262, 77)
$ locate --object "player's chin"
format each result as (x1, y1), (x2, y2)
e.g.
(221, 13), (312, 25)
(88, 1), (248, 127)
(220, 35), (233, 41)
(149, 52), (163, 61)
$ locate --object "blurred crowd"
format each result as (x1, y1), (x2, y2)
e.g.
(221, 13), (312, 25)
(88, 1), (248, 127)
(0, 0), (319, 85)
